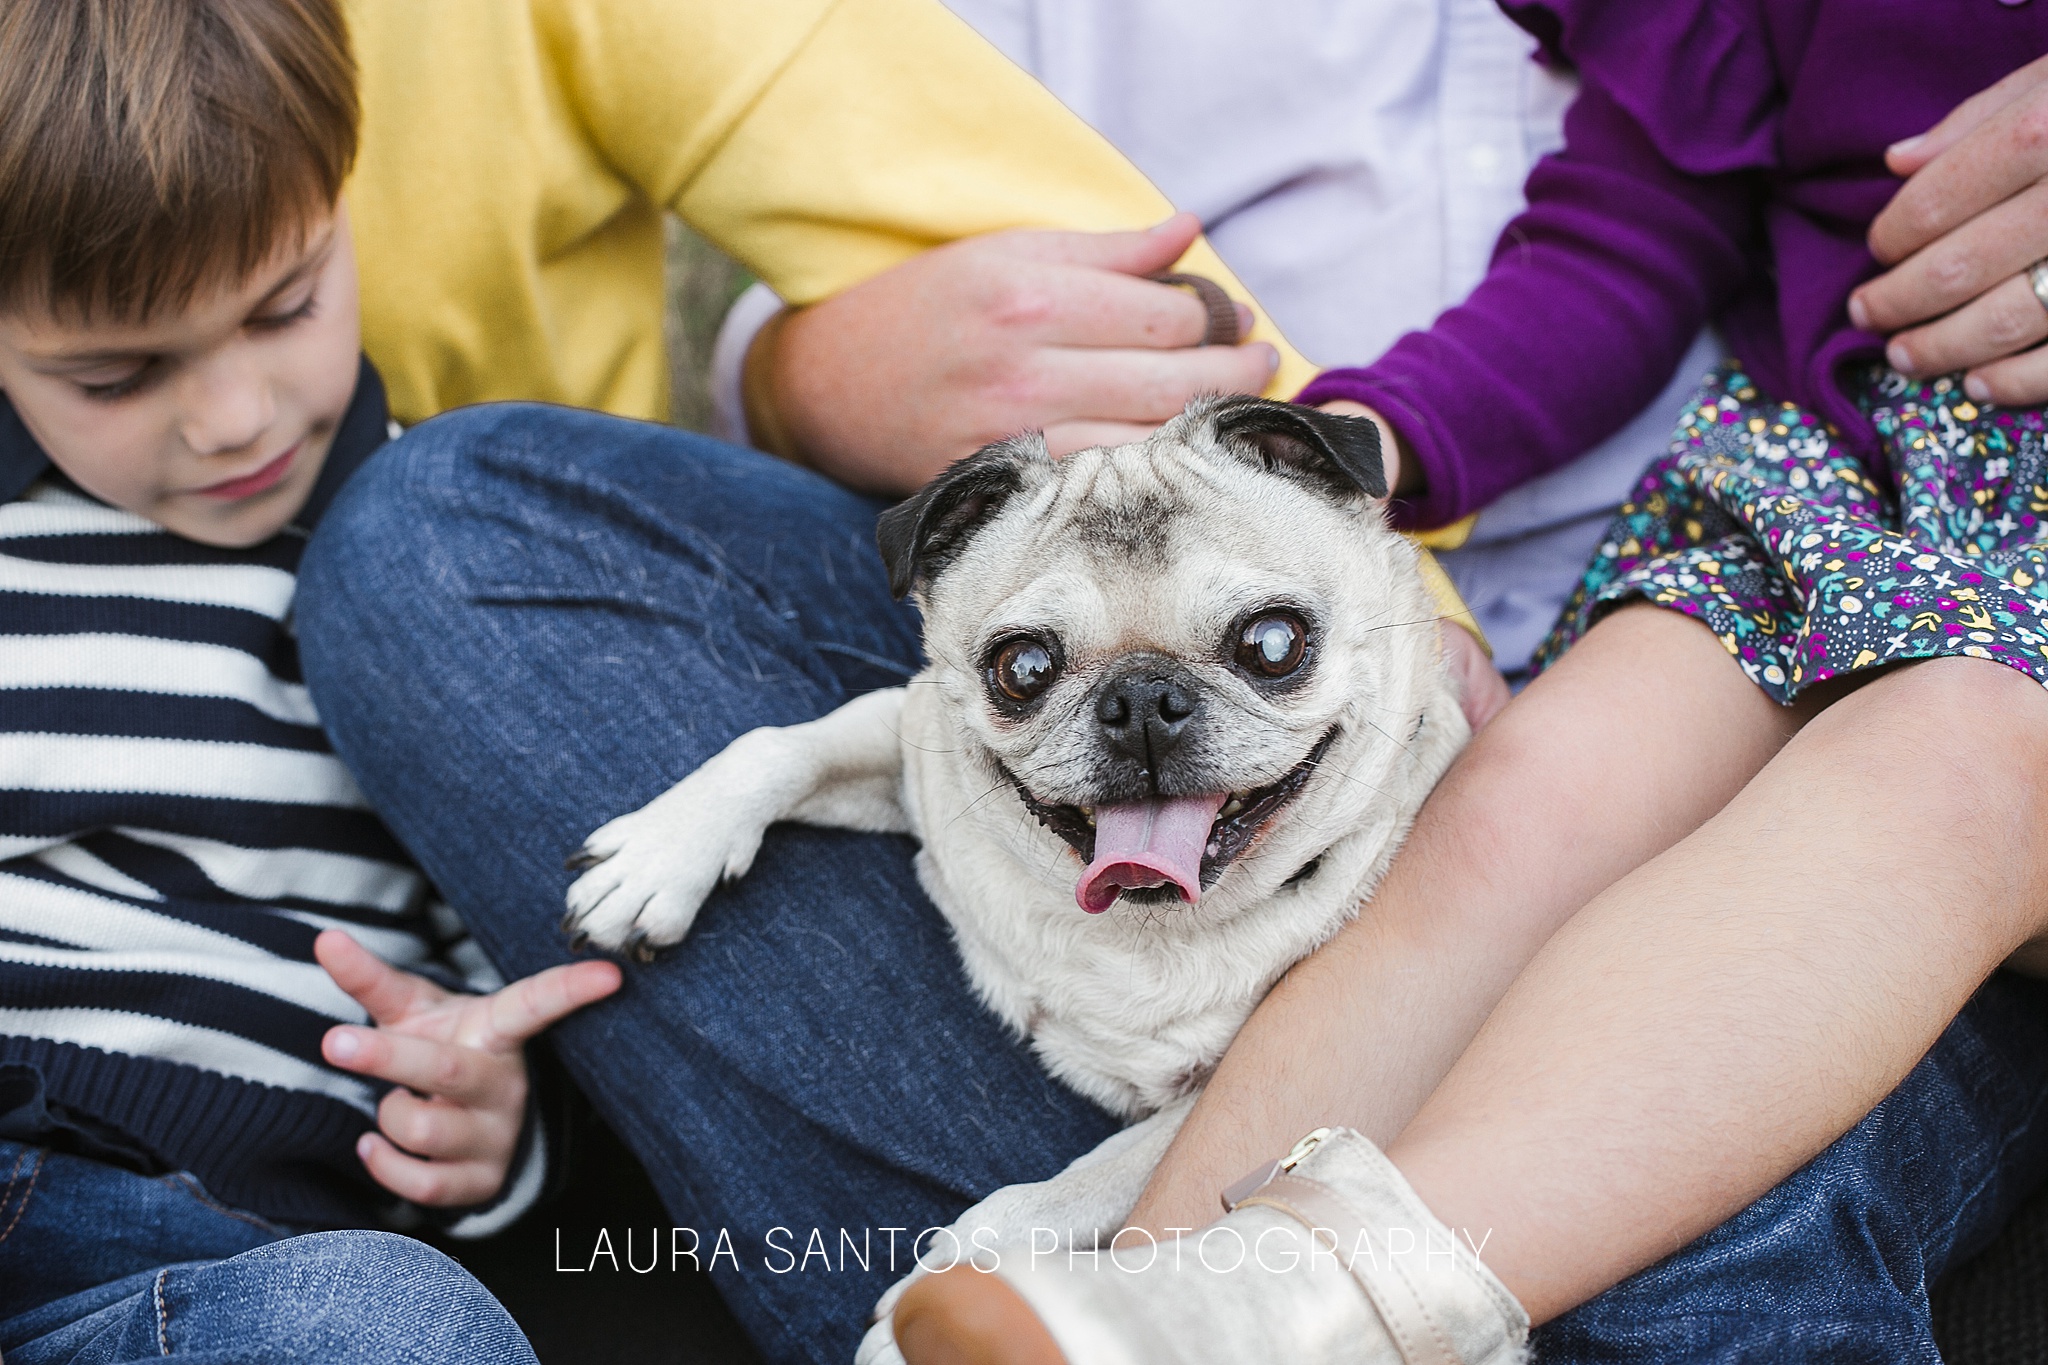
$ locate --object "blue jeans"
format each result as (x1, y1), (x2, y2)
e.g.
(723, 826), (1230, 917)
(0, 1142), (534, 1364)
(297, 406), (2048, 1365)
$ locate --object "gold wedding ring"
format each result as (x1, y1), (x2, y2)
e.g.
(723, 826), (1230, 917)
(2029, 259), (2048, 317)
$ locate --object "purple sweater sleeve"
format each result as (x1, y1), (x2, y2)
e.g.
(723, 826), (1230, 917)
(1297, 79), (1764, 530)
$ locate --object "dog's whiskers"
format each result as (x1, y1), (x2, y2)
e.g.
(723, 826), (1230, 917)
(1356, 612), (1456, 636)
(944, 779), (1015, 831)
(898, 741), (965, 756)
(1298, 752), (1398, 804)
(1362, 718), (1420, 757)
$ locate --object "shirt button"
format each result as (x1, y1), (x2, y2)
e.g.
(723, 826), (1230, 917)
(1464, 144), (1503, 180)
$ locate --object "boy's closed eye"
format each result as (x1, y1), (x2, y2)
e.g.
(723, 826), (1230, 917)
(250, 287), (321, 333)
(74, 358), (163, 403)
(68, 285), (324, 405)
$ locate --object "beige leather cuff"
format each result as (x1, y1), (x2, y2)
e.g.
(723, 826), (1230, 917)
(1224, 1128), (1529, 1365)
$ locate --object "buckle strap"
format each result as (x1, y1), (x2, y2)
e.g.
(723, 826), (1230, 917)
(1236, 1170), (1465, 1365)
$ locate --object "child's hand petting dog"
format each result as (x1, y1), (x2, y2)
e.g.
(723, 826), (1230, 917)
(314, 930), (622, 1207)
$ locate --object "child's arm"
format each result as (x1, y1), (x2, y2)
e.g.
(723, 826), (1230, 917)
(314, 930), (622, 1209)
(1300, 77), (1765, 531)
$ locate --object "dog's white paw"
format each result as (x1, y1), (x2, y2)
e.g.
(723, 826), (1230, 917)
(563, 737), (791, 959)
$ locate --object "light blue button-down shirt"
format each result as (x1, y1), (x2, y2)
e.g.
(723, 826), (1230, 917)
(715, 0), (1718, 674)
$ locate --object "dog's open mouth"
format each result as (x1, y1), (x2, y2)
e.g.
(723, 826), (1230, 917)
(1008, 729), (1337, 914)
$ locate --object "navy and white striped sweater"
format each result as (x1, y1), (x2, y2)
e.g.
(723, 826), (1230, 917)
(0, 362), (542, 1232)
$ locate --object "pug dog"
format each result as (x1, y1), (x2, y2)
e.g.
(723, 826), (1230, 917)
(565, 395), (1468, 1116)
(563, 397), (1471, 1339)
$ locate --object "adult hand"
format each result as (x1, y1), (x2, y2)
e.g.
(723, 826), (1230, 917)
(315, 929), (621, 1207)
(762, 212), (1280, 496)
(1850, 54), (2048, 404)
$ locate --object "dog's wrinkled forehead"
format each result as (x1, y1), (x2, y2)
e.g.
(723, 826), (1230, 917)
(874, 396), (1387, 602)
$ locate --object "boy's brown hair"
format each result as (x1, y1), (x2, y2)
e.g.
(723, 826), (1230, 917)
(0, 0), (357, 322)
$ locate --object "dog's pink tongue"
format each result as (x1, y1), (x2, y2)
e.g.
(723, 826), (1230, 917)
(1076, 793), (1227, 913)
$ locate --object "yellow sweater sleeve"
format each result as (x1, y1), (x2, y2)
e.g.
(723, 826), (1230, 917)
(346, 0), (1473, 626)
(350, 0), (1312, 414)
(534, 0), (1316, 396)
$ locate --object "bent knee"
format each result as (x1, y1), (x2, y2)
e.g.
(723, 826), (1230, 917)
(317, 403), (572, 547)
(1849, 656), (2048, 779)
(298, 404), (621, 634)
(181, 1231), (534, 1363)
(247, 1228), (480, 1301)
(1826, 657), (2048, 925)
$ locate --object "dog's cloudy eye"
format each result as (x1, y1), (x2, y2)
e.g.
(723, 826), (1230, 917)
(990, 638), (1059, 704)
(1236, 612), (1307, 678)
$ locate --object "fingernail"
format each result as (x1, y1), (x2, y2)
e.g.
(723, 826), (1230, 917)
(356, 1132), (376, 1161)
(1886, 340), (1913, 373)
(1234, 303), (1255, 337)
(328, 1028), (360, 1061)
(1846, 294), (1870, 331)
(1887, 134), (1924, 158)
(1260, 342), (1280, 372)
(1965, 374), (1992, 402)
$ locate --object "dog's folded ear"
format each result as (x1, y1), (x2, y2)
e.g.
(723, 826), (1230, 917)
(1206, 397), (1387, 501)
(877, 434), (1048, 599)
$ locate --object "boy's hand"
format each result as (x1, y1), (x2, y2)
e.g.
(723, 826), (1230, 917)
(314, 930), (622, 1207)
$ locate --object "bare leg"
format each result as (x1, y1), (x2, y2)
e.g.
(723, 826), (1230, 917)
(899, 621), (2048, 1359)
(896, 623), (2048, 1362)
(1392, 652), (2048, 1321)
(1126, 606), (1807, 1234)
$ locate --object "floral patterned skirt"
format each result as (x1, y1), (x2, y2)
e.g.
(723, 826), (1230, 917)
(1536, 363), (2048, 703)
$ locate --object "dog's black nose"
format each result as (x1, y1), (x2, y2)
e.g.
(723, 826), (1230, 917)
(1096, 659), (1201, 772)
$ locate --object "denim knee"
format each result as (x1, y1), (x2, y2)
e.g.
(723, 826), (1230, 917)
(311, 402), (592, 566)
(300, 401), (919, 728)
(299, 403), (668, 670)
(158, 1230), (535, 1364)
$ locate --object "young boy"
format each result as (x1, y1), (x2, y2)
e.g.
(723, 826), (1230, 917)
(0, 2), (618, 1358)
